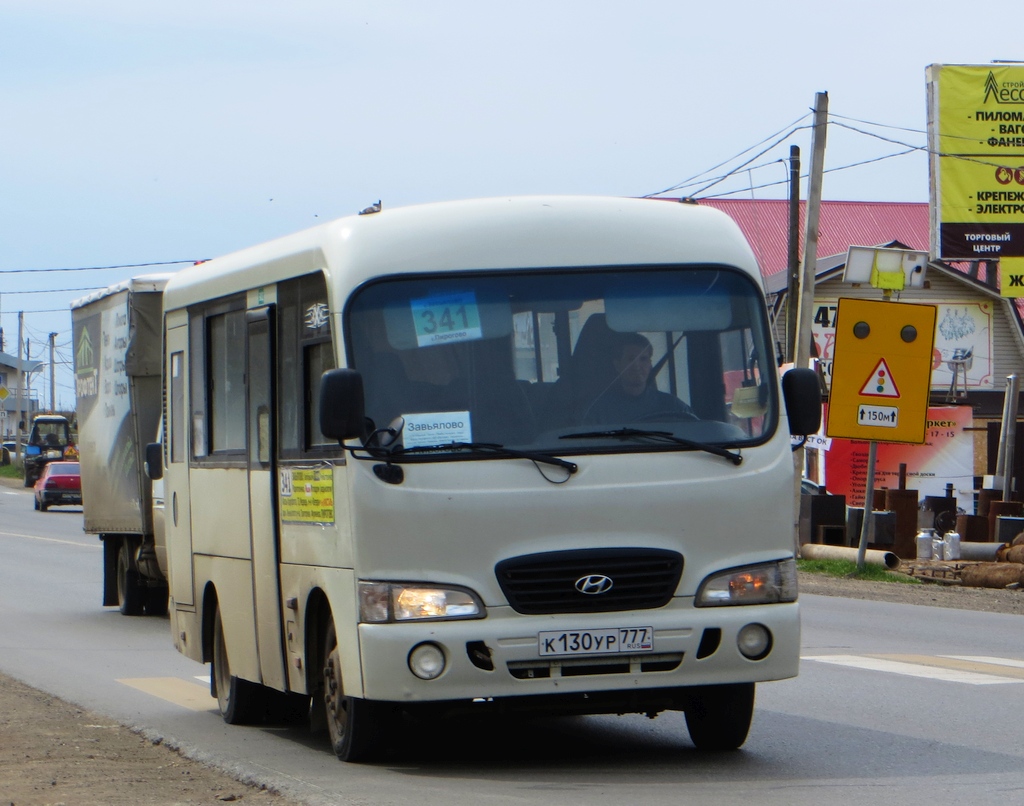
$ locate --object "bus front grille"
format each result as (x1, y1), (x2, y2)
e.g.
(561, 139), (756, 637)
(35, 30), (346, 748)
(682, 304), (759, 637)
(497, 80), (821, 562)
(495, 548), (683, 614)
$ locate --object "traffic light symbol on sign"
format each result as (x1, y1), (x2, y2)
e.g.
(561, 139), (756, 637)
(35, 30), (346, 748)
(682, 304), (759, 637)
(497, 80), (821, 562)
(859, 358), (901, 398)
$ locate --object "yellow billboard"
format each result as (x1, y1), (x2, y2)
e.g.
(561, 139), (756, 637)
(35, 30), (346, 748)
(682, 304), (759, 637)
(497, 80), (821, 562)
(927, 64), (1024, 296)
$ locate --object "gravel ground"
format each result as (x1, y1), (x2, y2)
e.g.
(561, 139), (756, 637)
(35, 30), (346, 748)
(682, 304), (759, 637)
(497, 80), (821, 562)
(796, 568), (1024, 616)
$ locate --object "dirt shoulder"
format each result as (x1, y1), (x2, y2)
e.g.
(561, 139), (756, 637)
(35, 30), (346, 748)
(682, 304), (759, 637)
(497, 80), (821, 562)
(0, 673), (304, 806)
(797, 569), (1024, 616)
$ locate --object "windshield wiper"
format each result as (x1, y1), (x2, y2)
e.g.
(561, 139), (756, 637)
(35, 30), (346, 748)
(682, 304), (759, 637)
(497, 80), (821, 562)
(560, 428), (743, 466)
(374, 441), (578, 474)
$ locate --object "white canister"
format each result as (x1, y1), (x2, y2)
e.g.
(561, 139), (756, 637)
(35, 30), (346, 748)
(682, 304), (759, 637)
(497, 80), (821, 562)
(944, 531), (961, 561)
(932, 536), (945, 561)
(916, 529), (935, 560)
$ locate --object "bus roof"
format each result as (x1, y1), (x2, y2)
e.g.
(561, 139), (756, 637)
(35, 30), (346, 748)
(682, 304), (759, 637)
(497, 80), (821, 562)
(161, 196), (760, 311)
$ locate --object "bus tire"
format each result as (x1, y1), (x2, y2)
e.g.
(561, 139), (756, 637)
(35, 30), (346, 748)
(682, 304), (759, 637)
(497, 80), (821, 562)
(116, 541), (146, 616)
(684, 683), (755, 751)
(322, 620), (390, 762)
(212, 605), (263, 724)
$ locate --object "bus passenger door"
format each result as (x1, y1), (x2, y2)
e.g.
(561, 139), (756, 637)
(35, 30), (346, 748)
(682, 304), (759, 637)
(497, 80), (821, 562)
(165, 322), (194, 608)
(246, 308), (288, 691)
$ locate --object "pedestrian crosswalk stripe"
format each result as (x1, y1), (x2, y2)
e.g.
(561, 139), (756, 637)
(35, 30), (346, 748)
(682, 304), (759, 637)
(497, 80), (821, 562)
(941, 655), (1024, 670)
(802, 654), (1024, 685)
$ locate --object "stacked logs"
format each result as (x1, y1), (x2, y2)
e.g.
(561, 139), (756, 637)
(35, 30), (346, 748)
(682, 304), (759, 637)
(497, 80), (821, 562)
(960, 534), (1024, 589)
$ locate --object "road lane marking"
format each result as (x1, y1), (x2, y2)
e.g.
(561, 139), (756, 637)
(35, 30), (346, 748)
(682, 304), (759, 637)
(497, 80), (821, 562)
(117, 677), (218, 711)
(0, 529), (99, 549)
(802, 654), (1024, 685)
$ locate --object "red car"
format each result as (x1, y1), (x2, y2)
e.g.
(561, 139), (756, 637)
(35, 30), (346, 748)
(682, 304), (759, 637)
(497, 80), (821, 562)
(33, 461), (82, 512)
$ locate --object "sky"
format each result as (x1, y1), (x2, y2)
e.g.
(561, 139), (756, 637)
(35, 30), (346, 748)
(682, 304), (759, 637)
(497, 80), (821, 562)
(0, 0), (1019, 412)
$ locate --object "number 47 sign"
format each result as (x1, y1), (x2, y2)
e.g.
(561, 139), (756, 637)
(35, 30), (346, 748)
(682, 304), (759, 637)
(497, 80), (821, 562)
(825, 298), (937, 444)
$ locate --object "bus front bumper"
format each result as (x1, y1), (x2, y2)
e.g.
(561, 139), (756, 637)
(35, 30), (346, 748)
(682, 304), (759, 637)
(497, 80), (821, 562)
(355, 599), (799, 707)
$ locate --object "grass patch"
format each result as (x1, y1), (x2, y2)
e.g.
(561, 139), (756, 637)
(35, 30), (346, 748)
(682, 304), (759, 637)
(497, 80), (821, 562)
(797, 557), (919, 584)
(0, 463), (23, 480)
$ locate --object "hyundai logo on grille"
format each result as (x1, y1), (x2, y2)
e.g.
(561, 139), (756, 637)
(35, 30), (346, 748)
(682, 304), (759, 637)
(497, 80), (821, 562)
(575, 574), (614, 595)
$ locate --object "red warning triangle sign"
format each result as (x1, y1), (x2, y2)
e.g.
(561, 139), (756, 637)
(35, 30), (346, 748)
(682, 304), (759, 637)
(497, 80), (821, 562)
(860, 358), (900, 398)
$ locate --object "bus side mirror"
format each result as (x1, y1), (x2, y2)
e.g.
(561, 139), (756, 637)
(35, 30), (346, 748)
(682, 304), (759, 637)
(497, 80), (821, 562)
(320, 368), (367, 442)
(145, 442), (163, 480)
(782, 368), (822, 436)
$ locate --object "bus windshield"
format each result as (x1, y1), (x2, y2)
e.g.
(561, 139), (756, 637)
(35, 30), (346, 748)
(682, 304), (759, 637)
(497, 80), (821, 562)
(346, 266), (778, 456)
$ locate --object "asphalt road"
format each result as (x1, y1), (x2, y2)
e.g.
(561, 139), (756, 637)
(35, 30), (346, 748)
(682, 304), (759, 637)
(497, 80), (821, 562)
(2, 481), (1023, 805)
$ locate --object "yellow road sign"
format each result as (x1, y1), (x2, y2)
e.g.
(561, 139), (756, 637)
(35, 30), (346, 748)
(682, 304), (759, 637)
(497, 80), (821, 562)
(825, 298), (937, 444)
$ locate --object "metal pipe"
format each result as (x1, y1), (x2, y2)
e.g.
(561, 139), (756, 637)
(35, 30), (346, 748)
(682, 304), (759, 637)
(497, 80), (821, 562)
(1002, 373), (1020, 501)
(958, 541), (1007, 562)
(856, 440), (878, 570)
(800, 542), (900, 570)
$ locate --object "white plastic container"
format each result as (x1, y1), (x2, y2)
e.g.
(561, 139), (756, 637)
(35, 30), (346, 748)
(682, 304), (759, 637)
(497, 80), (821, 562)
(944, 531), (961, 561)
(932, 535), (945, 561)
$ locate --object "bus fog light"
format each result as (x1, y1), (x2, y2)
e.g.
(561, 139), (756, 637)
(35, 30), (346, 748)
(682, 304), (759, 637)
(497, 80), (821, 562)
(737, 623), (771, 660)
(409, 642), (446, 680)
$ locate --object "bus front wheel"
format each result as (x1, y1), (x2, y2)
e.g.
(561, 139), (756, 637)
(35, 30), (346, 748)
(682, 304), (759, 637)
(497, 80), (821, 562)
(322, 620), (390, 762)
(684, 683), (755, 751)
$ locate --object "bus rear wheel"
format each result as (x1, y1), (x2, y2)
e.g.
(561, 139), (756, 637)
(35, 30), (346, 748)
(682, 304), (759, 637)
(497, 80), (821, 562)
(684, 683), (755, 751)
(322, 620), (391, 762)
(212, 605), (263, 724)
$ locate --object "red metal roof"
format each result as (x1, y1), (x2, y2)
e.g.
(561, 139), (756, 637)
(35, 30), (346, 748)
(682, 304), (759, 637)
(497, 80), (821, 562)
(693, 199), (929, 277)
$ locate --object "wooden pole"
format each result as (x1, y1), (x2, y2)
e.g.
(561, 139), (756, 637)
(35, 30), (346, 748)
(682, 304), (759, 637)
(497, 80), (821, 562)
(786, 145), (801, 362)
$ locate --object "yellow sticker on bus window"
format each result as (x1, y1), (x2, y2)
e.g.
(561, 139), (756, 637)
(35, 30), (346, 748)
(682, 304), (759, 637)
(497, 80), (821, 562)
(279, 467), (335, 524)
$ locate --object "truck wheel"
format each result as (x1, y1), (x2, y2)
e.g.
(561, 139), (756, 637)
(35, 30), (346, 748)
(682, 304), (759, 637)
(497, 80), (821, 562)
(116, 541), (146, 616)
(24, 474), (34, 488)
(211, 605), (264, 724)
(684, 683), (755, 751)
(322, 619), (391, 762)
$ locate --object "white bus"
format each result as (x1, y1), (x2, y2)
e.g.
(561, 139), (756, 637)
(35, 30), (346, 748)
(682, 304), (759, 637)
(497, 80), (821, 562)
(150, 195), (820, 761)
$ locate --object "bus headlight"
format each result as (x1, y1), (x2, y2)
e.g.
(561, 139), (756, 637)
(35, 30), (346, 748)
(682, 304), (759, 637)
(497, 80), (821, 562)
(695, 559), (797, 607)
(359, 582), (484, 623)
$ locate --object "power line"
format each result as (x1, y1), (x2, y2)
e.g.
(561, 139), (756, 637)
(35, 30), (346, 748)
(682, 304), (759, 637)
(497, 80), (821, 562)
(1, 286), (109, 295)
(700, 148), (921, 199)
(644, 112), (813, 198)
(0, 259), (203, 275)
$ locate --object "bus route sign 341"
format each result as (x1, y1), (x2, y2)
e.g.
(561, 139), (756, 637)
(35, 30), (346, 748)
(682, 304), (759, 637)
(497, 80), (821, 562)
(825, 298), (937, 444)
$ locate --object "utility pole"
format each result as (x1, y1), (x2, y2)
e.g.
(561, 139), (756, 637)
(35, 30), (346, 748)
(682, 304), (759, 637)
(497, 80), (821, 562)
(792, 92), (829, 555)
(786, 145), (801, 362)
(49, 332), (57, 412)
(795, 91), (829, 374)
(15, 312), (24, 449)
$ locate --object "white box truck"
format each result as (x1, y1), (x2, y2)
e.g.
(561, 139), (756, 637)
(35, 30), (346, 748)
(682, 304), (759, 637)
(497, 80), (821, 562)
(72, 275), (170, 616)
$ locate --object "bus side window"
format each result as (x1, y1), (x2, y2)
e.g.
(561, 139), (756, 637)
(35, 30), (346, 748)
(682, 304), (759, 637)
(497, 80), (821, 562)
(277, 271), (336, 456)
(208, 310), (247, 453)
(170, 351), (185, 463)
